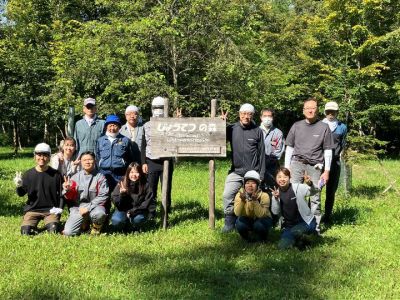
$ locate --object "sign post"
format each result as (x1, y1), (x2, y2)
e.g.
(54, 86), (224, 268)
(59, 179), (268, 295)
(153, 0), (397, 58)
(161, 99), (170, 230)
(150, 100), (226, 229)
(209, 99), (217, 229)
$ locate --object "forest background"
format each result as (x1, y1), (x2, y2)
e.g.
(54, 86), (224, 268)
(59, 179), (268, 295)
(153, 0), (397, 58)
(0, 0), (399, 158)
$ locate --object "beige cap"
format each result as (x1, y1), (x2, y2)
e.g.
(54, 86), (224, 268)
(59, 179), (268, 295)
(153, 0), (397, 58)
(325, 101), (339, 111)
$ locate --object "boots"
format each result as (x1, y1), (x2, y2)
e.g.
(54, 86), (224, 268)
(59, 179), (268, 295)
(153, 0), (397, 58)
(90, 223), (103, 235)
(221, 215), (237, 233)
(21, 225), (35, 236)
(45, 222), (59, 234)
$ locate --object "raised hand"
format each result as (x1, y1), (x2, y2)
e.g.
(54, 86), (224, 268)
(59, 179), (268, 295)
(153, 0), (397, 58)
(63, 176), (71, 191)
(220, 108), (228, 121)
(269, 186), (280, 199)
(304, 171), (312, 186)
(73, 158), (81, 166)
(57, 152), (64, 163)
(13, 171), (23, 187)
(175, 107), (183, 118)
(119, 181), (127, 194)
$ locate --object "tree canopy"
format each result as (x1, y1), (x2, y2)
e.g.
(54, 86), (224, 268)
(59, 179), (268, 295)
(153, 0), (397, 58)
(0, 0), (399, 155)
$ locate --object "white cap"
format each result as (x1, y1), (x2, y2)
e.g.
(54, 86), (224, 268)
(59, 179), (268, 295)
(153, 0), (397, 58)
(239, 103), (255, 113)
(244, 170), (261, 184)
(152, 96), (165, 107)
(325, 101), (339, 111)
(125, 105), (139, 114)
(34, 143), (51, 155)
(84, 97), (96, 106)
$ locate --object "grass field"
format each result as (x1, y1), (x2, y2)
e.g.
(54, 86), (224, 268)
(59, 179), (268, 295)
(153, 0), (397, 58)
(0, 147), (399, 299)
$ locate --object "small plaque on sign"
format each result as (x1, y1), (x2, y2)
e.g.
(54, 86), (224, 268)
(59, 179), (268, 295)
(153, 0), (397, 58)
(150, 117), (226, 157)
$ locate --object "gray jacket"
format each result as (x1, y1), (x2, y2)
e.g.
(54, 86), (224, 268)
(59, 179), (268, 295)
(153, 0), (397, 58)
(74, 116), (105, 156)
(120, 122), (144, 153)
(271, 183), (318, 225)
(63, 170), (109, 212)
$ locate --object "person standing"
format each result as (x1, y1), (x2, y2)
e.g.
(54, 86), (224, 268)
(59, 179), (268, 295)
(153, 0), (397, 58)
(15, 143), (63, 235)
(141, 96), (174, 219)
(234, 170), (272, 242)
(322, 101), (347, 223)
(74, 97), (105, 156)
(221, 103), (265, 233)
(259, 108), (285, 190)
(96, 114), (138, 192)
(120, 105), (144, 158)
(284, 97), (334, 234)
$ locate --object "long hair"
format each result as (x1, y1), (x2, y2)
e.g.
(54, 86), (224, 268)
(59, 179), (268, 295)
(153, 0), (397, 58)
(122, 162), (146, 195)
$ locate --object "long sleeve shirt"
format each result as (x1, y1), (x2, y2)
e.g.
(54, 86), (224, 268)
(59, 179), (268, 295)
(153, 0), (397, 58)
(16, 167), (63, 213)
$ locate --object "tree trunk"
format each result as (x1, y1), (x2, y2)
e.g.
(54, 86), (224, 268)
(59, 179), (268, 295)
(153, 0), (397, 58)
(341, 159), (352, 196)
(43, 120), (49, 143)
(12, 117), (19, 155)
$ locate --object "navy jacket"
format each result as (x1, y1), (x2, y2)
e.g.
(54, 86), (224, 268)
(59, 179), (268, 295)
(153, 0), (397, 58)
(96, 134), (139, 179)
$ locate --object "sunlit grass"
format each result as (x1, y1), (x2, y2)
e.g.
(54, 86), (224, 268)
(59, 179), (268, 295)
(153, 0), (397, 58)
(0, 150), (399, 299)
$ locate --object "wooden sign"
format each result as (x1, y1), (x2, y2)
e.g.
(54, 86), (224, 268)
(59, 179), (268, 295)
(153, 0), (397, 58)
(150, 117), (226, 158)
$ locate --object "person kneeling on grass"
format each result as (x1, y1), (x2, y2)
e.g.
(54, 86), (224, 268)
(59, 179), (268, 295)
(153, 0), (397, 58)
(110, 162), (154, 233)
(63, 151), (109, 236)
(270, 167), (318, 249)
(234, 170), (273, 242)
(15, 143), (63, 235)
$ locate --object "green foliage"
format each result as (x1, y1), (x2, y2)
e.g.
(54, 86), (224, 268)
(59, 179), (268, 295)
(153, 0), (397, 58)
(344, 129), (388, 164)
(0, 0), (399, 152)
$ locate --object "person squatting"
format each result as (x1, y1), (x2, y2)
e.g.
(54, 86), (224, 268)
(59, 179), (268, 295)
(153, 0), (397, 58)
(14, 97), (346, 249)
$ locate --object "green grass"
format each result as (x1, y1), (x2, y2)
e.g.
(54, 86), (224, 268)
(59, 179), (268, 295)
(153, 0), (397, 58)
(0, 147), (399, 299)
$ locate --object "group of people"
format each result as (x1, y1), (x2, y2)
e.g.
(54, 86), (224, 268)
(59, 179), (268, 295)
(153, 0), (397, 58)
(222, 97), (347, 249)
(14, 95), (347, 249)
(15, 96), (171, 236)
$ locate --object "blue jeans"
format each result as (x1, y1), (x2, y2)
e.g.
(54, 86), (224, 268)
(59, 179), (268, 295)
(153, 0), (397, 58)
(235, 216), (273, 241)
(278, 218), (317, 249)
(111, 209), (146, 231)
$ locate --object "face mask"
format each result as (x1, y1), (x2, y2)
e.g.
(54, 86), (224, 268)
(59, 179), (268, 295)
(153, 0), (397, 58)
(152, 108), (164, 118)
(262, 116), (273, 127)
(106, 131), (118, 138)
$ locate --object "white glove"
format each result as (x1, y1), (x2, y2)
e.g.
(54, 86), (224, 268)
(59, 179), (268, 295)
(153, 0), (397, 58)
(13, 171), (23, 187)
(50, 207), (63, 215)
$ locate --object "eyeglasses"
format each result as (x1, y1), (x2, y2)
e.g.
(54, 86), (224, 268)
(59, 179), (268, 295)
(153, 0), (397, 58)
(303, 107), (317, 110)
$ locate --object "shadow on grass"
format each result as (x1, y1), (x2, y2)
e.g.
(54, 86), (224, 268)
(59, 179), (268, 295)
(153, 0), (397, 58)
(111, 236), (337, 299)
(331, 206), (360, 225)
(0, 151), (33, 160)
(169, 200), (223, 226)
(350, 184), (383, 198)
(0, 192), (22, 217)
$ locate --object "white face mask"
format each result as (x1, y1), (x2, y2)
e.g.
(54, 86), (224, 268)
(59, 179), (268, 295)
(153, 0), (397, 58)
(152, 108), (164, 118)
(106, 131), (118, 138)
(261, 116), (273, 127)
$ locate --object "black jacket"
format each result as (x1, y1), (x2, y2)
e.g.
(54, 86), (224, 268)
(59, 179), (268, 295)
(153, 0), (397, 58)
(227, 121), (265, 179)
(111, 182), (153, 217)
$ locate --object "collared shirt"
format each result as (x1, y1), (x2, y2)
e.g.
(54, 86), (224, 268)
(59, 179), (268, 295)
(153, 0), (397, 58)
(260, 125), (285, 160)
